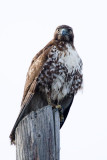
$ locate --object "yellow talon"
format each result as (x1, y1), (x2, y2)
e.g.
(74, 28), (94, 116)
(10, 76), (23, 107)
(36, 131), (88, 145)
(55, 105), (64, 123)
(55, 105), (62, 110)
(47, 97), (52, 105)
(60, 114), (64, 123)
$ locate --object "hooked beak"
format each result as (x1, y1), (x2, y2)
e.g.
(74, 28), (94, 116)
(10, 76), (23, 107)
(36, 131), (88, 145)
(61, 29), (69, 36)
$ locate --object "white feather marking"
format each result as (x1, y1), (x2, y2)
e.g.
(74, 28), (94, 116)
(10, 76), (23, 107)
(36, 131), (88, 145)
(58, 44), (82, 72)
(50, 43), (82, 102)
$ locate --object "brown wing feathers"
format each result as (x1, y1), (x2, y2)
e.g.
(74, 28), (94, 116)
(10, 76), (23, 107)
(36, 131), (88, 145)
(21, 40), (54, 107)
(10, 40), (54, 144)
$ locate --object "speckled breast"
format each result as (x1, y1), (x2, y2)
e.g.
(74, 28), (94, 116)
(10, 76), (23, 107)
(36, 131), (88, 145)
(37, 44), (83, 102)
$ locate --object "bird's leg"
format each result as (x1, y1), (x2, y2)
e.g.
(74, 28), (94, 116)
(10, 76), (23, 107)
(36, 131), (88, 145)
(55, 104), (64, 124)
(47, 94), (64, 123)
(47, 93), (55, 107)
(47, 96), (52, 105)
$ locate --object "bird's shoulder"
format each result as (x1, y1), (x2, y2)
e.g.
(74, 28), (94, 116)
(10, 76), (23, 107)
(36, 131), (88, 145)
(31, 40), (54, 63)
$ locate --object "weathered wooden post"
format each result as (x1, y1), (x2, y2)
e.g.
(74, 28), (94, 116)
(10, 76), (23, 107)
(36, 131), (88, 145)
(15, 106), (60, 160)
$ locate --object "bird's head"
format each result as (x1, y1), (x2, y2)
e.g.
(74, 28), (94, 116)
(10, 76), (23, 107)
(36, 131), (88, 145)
(54, 25), (74, 43)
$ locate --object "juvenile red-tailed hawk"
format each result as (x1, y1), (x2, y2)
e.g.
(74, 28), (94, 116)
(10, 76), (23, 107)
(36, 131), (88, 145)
(10, 25), (83, 144)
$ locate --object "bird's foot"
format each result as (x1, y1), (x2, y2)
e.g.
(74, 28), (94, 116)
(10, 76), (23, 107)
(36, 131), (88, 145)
(47, 96), (56, 107)
(47, 97), (64, 123)
(55, 105), (62, 110)
(60, 112), (64, 124)
(55, 105), (64, 123)
(47, 97), (52, 105)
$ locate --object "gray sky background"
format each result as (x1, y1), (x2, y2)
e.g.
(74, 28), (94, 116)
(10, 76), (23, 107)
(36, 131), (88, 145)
(0, 0), (107, 159)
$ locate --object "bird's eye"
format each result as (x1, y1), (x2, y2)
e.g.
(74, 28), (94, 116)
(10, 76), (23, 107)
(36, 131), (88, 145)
(57, 28), (60, 32)
(68, 28), (72, 33)
(68, 28), (72, 32)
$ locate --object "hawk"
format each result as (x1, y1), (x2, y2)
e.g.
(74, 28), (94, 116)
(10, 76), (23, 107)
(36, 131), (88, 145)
(10, 25), (83, 144)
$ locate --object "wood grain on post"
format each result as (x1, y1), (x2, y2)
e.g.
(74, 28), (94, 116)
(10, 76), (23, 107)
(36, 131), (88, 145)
(15, 106), (60, 160)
